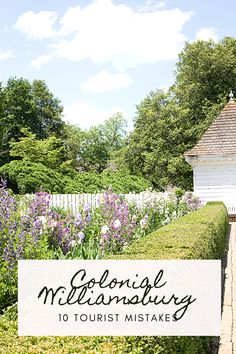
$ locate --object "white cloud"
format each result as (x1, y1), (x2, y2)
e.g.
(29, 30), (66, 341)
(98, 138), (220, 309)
(14, 10), (57, 39)
(30, 54), (53, 68)
(195, 27), (218, 42)
(63, 101), (127, 128)
(53, 1), (192, 69)
(15, 0), (192, 69)
(58, 5), (82, 36)
(0, 49), (13, 60)
(82, 70), (133, 93)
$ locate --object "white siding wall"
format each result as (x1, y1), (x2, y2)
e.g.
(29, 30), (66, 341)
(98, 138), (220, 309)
(194, 162), (236, 213)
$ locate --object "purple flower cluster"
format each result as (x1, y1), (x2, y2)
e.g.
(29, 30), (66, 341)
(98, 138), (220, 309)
(28, 192), (51, 218)
(0, 180), (203, 313)
(0, 182), (51, 279)
(0, 179), (17, 257)
(0, 180), (202, 274)
(41, 187), (201, 257)
(99, 188), (137, 253)
(182, 192), (202, 212)
(45, 204), (91, 254)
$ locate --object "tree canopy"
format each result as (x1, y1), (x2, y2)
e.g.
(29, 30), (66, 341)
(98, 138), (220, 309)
(173, 37), (236, 136)
(9, 128), (69, 171)
(126, 37), (236, 190)
(2, 37), (236, 192)
(64, 112), (128, 172)
(0, 78), (64, 165)
(125, 90), (192, 189)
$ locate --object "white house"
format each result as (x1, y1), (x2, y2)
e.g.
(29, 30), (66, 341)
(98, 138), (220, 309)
(184, 92), (236, 215)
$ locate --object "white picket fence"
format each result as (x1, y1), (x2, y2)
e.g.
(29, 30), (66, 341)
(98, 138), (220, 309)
(50, 193), (103, 213)
(25, 191), (236, 215)
(49, 191), (167, 214)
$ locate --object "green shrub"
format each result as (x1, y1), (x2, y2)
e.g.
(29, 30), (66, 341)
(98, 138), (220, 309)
(63, 171), (152, 193)
(101, 171), (153, 193)
(0, 161), (152, 194)
(105, 202), (228, 353)
(0, 160), (64, 194)
(62, 173), (103, 193)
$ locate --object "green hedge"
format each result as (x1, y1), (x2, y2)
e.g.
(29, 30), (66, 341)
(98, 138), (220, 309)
(63, 171), (152, 194)
(0, 160), (64, 194)
(108, 202), (228, 261)
(105, 202), (229, 353)
(0, 160), (152, 194)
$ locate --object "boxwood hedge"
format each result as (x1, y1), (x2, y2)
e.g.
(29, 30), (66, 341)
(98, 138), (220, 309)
(105, 202), (229, 353)
(109, 201), (228, 261)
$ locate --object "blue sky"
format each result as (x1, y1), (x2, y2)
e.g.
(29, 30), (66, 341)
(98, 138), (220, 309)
(1, 0), (236, 129)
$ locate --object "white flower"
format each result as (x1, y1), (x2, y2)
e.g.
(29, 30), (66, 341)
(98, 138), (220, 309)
(113, 219), (121, 230)
(140, 215), (148, 229)
(172, 211), (177, 218)
(38, 215), (46, 224)
(164, 216), (170, 225)
(78, 231), (85, 243)
(50, 220), (58, 229)
(165, 208), (170, 215)
(68, 240), (78, 248)
(101, 225), (109, 234)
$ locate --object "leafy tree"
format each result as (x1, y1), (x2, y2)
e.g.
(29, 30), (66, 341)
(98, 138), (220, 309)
(0, 77), (64, 165)
(173, 37), (236, 137)
(126, 90), (192, 190)
(9, 128), (70, 171)
(127, 37), (236, 190)
(106, 146), (130, 172)
(30, 80), (64, 138)
(100, 113), (129, 172)
(62, 171), (152, 194)
(63, 124), (85, 169)
(101, 112), (128, 152)
(77, 126), (110, 172)
(74, 113), (128, 173)
(100, 170), (152, 193)
(0, 161), (152, 194)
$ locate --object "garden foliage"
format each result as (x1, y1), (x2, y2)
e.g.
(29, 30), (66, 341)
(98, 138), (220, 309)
(0, 182), (200, 312)
(0, 182), (53, 311)
(109, 202), (228, 260)
(0, 160), (152, 194)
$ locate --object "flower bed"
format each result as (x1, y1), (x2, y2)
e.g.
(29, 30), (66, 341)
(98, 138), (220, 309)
(0, 180), (200, 313)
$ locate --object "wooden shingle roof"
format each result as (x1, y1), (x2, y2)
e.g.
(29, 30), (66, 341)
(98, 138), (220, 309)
(185, 98), (236, 157)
